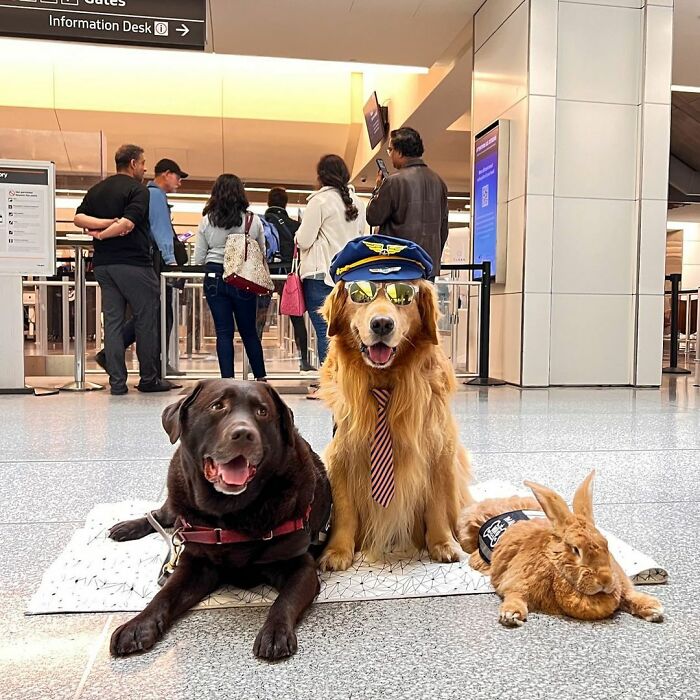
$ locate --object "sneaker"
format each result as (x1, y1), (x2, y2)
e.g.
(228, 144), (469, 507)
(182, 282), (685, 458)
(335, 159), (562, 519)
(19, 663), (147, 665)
(94, 350), (107, 372)
(299, 361), (316, 373)
(306, 383), (321, 400)
(111, 385), (128, 396)
(136, 380), (176, 393)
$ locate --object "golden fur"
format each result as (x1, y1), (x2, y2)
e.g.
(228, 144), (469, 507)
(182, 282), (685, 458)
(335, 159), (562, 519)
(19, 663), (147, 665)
(317, 279), (473, 571)
(457, 471), (664, 626)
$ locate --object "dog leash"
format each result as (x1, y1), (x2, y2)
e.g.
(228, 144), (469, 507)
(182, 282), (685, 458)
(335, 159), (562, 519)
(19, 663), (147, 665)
(146, 506), (313, 586)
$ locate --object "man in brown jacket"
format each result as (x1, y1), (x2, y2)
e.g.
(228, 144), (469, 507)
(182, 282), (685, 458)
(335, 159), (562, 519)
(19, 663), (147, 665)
(366, 127), (449, 278)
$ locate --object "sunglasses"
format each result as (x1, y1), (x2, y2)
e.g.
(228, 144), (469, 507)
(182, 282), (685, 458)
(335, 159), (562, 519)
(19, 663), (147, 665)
(347, 280), (418, 306)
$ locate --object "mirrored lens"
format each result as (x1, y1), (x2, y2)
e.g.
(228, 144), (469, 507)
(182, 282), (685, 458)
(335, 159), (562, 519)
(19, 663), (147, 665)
(348, 281), (378, 303)
(386, 283), (417, 306)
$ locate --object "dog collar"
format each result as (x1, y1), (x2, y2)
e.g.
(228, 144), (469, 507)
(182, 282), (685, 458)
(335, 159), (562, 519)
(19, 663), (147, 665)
(175, 505), (312, 545)
(478, 509), (546, 564)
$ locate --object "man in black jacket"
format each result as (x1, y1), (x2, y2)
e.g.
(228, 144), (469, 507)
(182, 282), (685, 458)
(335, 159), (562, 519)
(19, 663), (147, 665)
(366, 127), (449, 278)
(264, 188), (313, 372)
(74, 144), (173, 395)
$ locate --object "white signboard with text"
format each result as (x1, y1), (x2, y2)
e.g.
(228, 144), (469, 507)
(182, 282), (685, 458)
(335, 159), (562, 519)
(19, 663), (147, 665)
(0, 160), (56, 276)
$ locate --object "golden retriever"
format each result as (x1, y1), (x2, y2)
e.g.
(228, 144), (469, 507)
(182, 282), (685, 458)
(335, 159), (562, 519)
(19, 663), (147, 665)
(317, 278), (472, 571)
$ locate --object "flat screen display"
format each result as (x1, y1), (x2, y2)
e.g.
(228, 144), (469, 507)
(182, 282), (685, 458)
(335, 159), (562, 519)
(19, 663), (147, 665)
(472, 123), (500, 280)
(364, 92), (386, 150)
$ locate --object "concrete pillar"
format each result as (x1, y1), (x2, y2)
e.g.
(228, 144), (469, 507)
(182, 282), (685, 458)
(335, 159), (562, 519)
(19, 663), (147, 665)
(473, 0), (673, 386)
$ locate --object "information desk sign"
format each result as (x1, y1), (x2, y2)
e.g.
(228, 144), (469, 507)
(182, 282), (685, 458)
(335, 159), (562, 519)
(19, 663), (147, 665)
(0, 0), (206, 51)
(0, 160), (56, 277)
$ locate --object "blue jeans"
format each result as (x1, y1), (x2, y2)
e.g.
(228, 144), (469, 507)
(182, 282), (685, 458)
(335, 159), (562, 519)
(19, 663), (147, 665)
(303, 278), (333, 366)
(203, 264), (266, 379)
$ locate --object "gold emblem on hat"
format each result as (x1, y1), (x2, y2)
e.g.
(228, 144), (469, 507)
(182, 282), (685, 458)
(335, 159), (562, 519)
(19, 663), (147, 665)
(363, 241), (408, 256)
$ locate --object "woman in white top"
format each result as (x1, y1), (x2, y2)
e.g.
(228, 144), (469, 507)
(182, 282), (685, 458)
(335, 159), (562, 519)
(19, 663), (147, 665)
(193, 174), (267, 380)
(296, 154), (366, 374)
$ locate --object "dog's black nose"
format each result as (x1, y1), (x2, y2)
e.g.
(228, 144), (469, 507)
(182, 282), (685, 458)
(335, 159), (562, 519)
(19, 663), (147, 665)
(230, 426), (256, 443)
(370, 316), (395, 337)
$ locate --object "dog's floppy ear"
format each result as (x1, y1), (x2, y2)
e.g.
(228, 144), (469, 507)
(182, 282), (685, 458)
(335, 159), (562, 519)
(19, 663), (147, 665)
(263, 384), (296, 446)
(322, 282), (347, 337)
(161, 381), (205, 444)
(417, 280), (439, 345)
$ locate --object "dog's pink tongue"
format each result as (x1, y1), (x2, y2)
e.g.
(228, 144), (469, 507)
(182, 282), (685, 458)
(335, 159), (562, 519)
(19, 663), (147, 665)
(368, 343), (393, 365)
(218, 457), (251, 486)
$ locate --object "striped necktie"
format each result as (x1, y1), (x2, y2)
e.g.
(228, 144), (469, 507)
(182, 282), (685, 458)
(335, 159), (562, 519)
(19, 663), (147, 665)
(370, 388), (394, 508)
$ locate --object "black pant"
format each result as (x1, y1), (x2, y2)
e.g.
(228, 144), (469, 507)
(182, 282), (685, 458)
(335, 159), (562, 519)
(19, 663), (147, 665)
(94, 264), (160, 389)
(123, 284), (173, 363)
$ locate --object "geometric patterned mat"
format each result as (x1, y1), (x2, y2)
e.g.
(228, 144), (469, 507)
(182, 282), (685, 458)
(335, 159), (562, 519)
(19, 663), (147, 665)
(26, 481), (667, 615)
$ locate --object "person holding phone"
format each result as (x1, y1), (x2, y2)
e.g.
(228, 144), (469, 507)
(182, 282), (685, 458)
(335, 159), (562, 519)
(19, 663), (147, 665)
(366, 127), (449, 280)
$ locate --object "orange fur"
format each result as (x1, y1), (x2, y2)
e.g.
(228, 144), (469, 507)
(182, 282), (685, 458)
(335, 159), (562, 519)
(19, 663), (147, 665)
(457, 471), (664, 626)
(317, 280), (473, 570)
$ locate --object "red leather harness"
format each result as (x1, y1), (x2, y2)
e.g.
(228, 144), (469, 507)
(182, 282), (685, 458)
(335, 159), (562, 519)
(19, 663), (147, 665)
(175, 505), (312, 545)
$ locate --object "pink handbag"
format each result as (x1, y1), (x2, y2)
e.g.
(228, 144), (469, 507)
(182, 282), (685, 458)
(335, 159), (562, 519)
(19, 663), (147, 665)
(280, 246), (306, 316)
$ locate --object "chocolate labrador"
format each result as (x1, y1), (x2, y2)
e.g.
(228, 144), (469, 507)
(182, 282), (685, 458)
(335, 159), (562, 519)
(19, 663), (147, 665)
(108, 379), (332, 660)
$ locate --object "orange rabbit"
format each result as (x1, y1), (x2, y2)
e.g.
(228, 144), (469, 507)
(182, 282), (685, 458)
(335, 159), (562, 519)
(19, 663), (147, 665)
(457, 472), (664, 627)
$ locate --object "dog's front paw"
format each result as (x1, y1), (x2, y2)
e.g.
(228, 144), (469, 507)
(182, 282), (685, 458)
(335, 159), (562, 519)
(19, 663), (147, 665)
(254, 621), (298, 660)
(109, 517), (153, 542)
(110, 615), (165, 656)
(318, 547), (354, 572)
(428, 538), (464, 564)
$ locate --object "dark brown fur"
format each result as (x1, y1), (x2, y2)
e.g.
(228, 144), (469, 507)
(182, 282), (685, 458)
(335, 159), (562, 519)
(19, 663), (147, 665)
(108, 379), (331, 660)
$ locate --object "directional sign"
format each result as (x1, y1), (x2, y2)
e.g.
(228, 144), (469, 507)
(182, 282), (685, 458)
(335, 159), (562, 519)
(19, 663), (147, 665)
(0, 0), (206, 51)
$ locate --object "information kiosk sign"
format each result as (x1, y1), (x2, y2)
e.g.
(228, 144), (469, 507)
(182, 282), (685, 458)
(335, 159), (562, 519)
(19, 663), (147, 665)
(0, 160), (56, 277)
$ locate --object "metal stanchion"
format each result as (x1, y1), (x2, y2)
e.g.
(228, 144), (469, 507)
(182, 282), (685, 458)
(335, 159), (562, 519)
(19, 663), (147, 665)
(466, 260), (506, 386)
(60, 244), (104, 391)
(663, 273), (691, 375)
(160, 271), (168, 380)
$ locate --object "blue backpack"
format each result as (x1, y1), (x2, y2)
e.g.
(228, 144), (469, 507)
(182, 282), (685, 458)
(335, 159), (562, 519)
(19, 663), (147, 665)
(260, 216), (282, 266)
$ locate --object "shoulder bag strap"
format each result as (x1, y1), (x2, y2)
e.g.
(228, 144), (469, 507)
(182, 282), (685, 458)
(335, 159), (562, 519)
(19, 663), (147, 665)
(243, 212), (253, 259)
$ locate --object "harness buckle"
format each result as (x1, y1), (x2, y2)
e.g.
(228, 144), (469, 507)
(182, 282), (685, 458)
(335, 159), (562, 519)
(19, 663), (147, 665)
(214, 528), (223, 544)
(262, 530), (274, 541)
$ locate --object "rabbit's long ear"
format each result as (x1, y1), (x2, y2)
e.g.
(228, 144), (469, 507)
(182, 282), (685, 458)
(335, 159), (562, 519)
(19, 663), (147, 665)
(572, 470), (596, 523)
(524, 480), (571, 529)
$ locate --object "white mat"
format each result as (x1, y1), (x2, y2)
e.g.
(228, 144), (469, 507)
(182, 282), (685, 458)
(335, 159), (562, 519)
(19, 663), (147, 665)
(27, 481), (667, 614)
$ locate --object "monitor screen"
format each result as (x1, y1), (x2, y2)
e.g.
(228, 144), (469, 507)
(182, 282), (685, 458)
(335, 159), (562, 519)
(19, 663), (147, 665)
(364, 92), (386, 150)
(472, 123), (500, 280)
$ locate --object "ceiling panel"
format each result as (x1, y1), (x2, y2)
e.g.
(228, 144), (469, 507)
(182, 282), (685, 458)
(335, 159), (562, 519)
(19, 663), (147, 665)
(208, 0), (477, 66)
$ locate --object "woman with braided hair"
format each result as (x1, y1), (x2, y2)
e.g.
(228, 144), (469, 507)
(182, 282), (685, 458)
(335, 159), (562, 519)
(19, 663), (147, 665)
(296, 154), (366, 397)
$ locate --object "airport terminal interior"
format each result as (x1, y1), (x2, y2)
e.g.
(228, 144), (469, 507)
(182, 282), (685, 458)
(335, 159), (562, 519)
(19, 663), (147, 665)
(1, 0), (699, 698)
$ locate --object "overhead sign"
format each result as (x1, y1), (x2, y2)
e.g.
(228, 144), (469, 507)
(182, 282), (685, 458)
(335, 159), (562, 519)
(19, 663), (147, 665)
(0, 0), (206, 51)
(472, 121), (509, 283)
(0, 160), (56, 277)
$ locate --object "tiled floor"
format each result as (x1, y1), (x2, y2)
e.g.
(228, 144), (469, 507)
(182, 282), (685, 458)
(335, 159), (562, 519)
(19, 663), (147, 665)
(1, 376), (698, 699)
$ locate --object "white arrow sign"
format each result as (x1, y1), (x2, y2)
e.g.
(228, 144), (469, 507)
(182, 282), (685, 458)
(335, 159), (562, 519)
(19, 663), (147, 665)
(176, 24), (190, 37)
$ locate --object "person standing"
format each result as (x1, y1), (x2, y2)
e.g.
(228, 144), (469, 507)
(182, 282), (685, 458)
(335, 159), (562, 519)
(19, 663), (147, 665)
(74, 144), (173, 395)
(265, 187), (313, 373)
(366, 127), (449, 278)
(296, 155), (365, 395)
(193, 174), (267, 381)
(94, 157), (188, 376)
